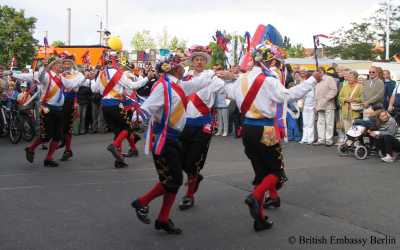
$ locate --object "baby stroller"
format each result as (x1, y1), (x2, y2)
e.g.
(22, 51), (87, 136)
(337, 119), (382, 160)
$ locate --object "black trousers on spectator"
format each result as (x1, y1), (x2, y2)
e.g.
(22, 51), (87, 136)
(378, 135), (400, 155)
(228, 105), (241, 134)
(180, 125), (212, 177)
(152, 138), (184, 193)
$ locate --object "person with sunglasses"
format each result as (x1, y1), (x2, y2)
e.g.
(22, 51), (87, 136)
(363, 66), (384, 110)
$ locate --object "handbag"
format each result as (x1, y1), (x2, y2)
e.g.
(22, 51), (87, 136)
(349, 84), (363, 111)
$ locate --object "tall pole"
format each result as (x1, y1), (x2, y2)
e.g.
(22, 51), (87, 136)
(105, 0), (109, 30)
(97, 15), (103, 46)
(44, 31), (48, 57)
(385, 0), (390, 61)
(67, 8), (71, 45)
(313, 35), (319, 69)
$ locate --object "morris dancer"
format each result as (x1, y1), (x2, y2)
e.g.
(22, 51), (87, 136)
(120, 67), (145, 158)
(179, 46), (225, 210)
(59, 57), (85, 161)
(92, 59), (152, 168)
(130, 54), (215, 234)
(220, 41), (322, 231)
(15, 58), (81, 167)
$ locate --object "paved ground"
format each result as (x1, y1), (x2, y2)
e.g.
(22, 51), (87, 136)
(1, 133), (400, 250)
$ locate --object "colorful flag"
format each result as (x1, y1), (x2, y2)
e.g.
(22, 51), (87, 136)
(81, 50), (90, 65)
(44, 37), (49, 47)
(313, 34), (335, 47)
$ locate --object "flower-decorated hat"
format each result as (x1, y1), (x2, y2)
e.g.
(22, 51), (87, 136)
(156, 53), (187, 73)
(187, 45), (211, 64)
(252, 41), (287, 64)
(46, 55), (63, 70)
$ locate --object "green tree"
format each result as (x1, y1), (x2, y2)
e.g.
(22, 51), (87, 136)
(158, 27), (169, 49)
(51, 40), (65, 47)
(169, 36), (187, 51)
(287, 44), (305, 58)
(282, 36), (292, 49)
(131, 30), (156, 51)
(326, 2), (400, 60)
(369, 1), (400, 58)
(326, 22), (378, 60)
(0, 5), (38, 67)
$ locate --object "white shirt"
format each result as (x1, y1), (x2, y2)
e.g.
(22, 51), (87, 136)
(93, 68), (148, 101)
(141, 71), (213, 132)
(14, 67), (83, 106)
(183, 69), (225, 119)
(391, 82), (400, 96)
(303, 86), (315, 109)
(224, 66), (316, 119)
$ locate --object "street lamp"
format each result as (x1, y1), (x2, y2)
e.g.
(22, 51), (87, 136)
(385, 0), (391, 60)
(96, 14), (103, 46)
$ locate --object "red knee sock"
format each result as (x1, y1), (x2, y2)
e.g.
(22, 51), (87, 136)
(28, 137), (42, 152)
(252, 175), (278, 201)
(65, 134), (72, 152)
(127, 134), (137, 151)
(157, 192), (177, 223)
(138, 182), (165, 206)
(113, 130), (128, 148)
(269, 187), (279, 200)
(45, 140), (59, 161)
(186, 176), (198, 198)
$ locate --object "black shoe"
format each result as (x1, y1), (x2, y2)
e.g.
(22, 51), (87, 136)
(114, 160), (128, 168)
(25, 147), (34, 163)
(123, 149), (138, 158)
(107, 144), (123, 161)
(155, 219), (182, 235)
(44, 160), (59, 167)
(253, 217), (274, 232)
(131, 199), (150, 224)
(179, 196), (194, 211)
(60, 150), (73, 161)
(245, 194), (261, 221)
(193, 174), (204, 193)
(263, 197), (281, 209)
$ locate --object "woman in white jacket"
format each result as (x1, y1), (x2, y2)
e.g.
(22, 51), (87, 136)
(300, 86), (316, 144)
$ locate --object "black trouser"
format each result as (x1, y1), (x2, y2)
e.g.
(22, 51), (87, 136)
(40, 107), (64, 142)
(152, 138), (184, 193)
(228, 101), (241, 134)
(379, 135), (400, 155)
(181, 125), (212, 177)
(62, 97), (74, 136)
(242, 124), (283, 185)
(102, 105), (131, 137)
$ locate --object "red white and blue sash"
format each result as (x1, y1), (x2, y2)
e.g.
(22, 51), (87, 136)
(144, 74), (173, 155)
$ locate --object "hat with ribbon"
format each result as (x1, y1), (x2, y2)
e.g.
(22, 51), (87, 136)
(187, 45), (211, 64)
(156, 53), (187, 73)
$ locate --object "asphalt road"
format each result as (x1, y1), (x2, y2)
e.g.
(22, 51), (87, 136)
(0, 133), (400, 250)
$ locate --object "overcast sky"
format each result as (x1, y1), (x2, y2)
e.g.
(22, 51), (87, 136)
(4, 0), (387, 49)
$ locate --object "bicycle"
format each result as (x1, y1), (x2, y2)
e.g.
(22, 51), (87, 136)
(0, 101), (22, 144)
